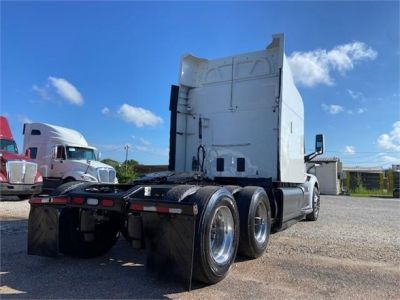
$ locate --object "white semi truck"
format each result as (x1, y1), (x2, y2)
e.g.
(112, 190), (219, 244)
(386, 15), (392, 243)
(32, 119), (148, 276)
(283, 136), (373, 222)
(27, 34), (324, 289)
(22, 123), (118, 190)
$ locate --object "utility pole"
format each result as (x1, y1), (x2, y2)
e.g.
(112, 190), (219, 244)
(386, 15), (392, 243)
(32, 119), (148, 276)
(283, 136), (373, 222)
(124, 144), (130, 173)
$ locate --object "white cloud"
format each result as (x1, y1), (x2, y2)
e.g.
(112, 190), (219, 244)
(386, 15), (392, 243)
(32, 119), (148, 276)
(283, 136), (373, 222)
(344, 145), (356, 155)
(17, 115), (32, 124)
(322, 104), (344, 115)
(118, 104), (163, 128)
(288, 41), (377, 87)
(378, 155), (400, 164)
(347, 89), (364, 100)
(357, 108), (366, 114)
(134, 145), (169, 157)
(48, 76), (83, 105)
(377, 121), (400, 151)
(139, 137), (151, 146)
(101, 107), (110, 115)
(32, 84), (50, 100)
(96, 142), (168, 158)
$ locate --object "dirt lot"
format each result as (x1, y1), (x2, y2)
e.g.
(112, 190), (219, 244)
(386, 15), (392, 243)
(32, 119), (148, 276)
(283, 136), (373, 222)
(1, 195), (399, 299)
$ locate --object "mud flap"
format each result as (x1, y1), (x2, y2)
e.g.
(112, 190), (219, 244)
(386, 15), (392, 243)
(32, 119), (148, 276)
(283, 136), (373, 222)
(141, 212), (196, 291)
(28, 206), (60, 257)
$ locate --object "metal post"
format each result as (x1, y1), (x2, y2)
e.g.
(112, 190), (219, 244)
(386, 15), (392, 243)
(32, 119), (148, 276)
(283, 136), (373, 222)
(124, 145), (130, 173)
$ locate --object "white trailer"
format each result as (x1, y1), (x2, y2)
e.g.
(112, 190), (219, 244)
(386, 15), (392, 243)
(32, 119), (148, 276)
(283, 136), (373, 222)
(27, 34), (324, 290)
(23, 123), (117, 189)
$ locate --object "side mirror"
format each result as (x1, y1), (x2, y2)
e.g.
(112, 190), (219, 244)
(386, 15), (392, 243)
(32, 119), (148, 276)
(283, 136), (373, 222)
(305, 134), (325, 162)
(95, 150), (101, 161)
(25, 148), (31, 158)
(315, 134), (324, 154)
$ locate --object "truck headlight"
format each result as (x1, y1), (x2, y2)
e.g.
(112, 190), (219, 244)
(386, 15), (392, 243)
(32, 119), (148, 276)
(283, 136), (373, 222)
(81, 174), (98, 182)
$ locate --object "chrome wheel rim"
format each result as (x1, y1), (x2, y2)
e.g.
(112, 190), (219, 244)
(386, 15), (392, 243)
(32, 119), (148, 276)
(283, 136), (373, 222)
(254, 201), (268, 245)
(314, 190), (320, 216)
(209, 205), (234, 266)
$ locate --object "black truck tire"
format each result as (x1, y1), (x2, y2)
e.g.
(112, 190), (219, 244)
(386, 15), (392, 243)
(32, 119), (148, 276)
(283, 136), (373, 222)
(236, 186), (271, 258)
(51, 181), (92, 196)
(165, 185), (200, 202)
(189, 186), (239, 284)
(59, 208), (120, 258)
(306, 186), (320, 221)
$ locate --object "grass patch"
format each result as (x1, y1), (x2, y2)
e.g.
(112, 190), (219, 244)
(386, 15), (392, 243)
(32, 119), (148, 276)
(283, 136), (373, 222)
(349, 187), (393, 198)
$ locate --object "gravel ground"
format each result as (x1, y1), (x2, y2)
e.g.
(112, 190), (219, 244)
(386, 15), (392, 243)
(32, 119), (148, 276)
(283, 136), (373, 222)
(1, 195), (399, 299)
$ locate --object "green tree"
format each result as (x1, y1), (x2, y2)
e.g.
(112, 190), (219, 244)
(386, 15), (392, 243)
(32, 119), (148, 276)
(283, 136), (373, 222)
(354, 173), (364, 193)
(117, 159), (139, 183)
(345, 172), (351, 192)
(101, 158), (139, 183)
(379, 173), (385, 192)
(387, 169), (393, 192)
(101, 158), (119, 169)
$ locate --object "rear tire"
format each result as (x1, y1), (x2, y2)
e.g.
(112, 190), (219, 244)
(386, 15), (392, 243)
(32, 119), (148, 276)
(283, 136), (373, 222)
(51, 181), (92, 196)
(190, 186), (239, 284)
(17, 195), (30, 200)
(306, 186), (320, 221)
(236, 186), (271, 258)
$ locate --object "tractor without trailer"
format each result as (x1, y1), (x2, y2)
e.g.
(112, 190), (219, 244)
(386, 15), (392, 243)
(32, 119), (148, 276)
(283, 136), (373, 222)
(22, 122), (118, 193)
(27, 34), (324, 289)
(0, 116), (42, 199)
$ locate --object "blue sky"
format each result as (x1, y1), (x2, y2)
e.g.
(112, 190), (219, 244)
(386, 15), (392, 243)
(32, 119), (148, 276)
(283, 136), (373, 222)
(1, 1), (399, 167)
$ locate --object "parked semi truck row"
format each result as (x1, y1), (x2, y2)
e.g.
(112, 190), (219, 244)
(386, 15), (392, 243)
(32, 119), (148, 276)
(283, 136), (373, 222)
(22, 122), (118, 192)
(0, 116), (42, 198)
(27, 34), (324, 289)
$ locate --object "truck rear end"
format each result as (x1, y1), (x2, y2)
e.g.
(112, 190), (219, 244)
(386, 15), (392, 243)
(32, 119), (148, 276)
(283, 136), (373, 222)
(27, 34), (323, 289)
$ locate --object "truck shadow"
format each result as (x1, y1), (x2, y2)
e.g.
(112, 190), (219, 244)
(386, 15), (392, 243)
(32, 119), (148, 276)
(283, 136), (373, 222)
(0, 219), (191, 299)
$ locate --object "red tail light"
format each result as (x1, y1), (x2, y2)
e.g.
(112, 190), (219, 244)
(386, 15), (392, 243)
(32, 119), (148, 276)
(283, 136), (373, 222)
(51, 197), (69, 204)
(29, 197), (46, 204)
(130, 203), (143, 211)
(71, 197), (85, 205)
(101, 199), (114, 207)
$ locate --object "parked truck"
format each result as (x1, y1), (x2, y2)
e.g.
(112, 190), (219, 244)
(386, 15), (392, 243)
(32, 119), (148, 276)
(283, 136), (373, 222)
(27, 34), (324, 289)
(0, 116), (42, 199)
(22, 123), (118, 191)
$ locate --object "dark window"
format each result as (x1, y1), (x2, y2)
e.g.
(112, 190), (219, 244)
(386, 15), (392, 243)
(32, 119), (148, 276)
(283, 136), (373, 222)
(216, 158), (224, 172)
(237, 158), (245, 172)
(29, 147), (38, 159)
(31, 129), (41, 135)
(66, 146), (96, 160)
(0, 139), (18, 153)
(56, 146), (66, 160)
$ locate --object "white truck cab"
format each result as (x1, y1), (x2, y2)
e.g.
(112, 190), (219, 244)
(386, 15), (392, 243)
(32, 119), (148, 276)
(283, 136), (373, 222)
(23, 123), (118, 189)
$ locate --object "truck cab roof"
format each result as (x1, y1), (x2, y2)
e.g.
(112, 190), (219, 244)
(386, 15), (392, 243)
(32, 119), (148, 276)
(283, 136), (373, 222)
(0, 116), (14, 140)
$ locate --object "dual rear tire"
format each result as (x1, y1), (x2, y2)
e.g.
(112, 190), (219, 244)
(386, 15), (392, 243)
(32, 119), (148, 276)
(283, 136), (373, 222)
(189, 185), (271, 284)
(236, 187), (271, 258)
(190, 186), (239, 284)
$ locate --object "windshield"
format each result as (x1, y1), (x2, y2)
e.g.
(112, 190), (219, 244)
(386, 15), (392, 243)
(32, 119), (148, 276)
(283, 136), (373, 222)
(66, 146), (96, 160)
(0, 139), (18, 153)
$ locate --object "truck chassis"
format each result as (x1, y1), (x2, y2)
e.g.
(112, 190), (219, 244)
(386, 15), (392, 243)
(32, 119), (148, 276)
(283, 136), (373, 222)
(28, 172), (320, 290)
